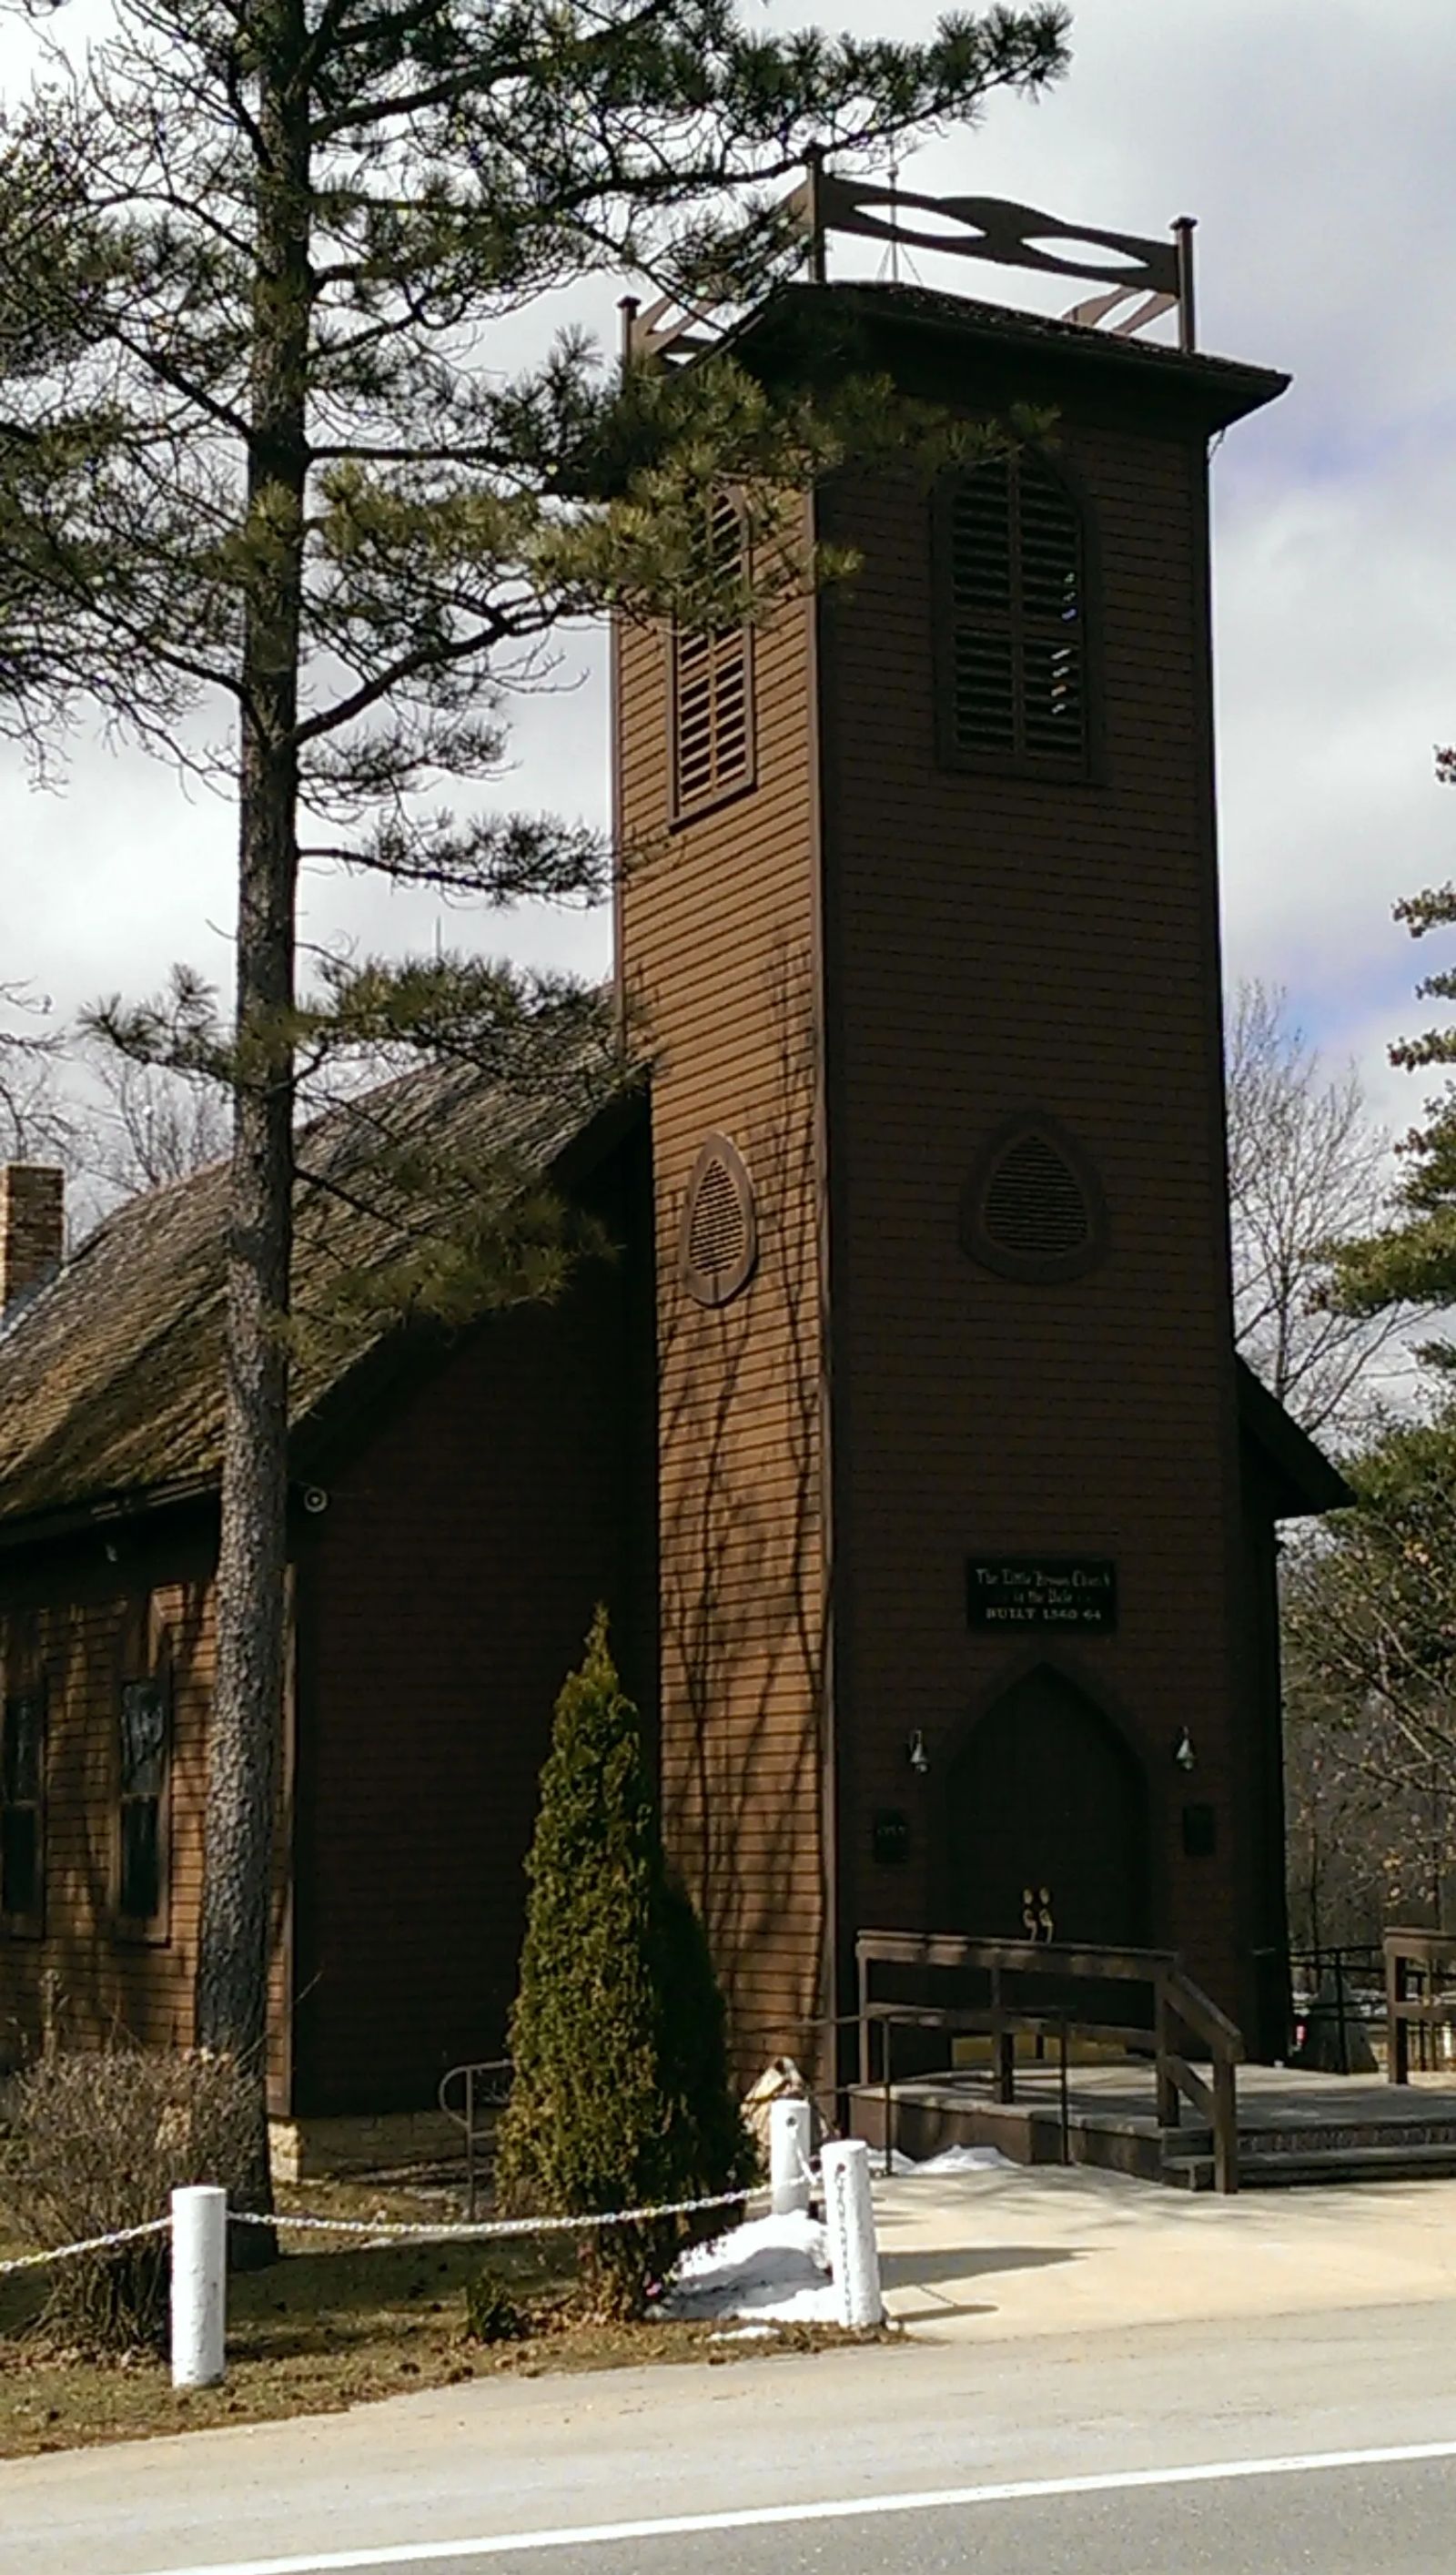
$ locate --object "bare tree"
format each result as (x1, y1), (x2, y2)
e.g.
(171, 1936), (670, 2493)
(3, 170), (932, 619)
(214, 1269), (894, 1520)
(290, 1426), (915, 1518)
(0, 983), (74, 1165)
(1226, 978), (1420, 1444)
(1281, 1419), (1456, 1941)
(73, 1048), (229, 1200)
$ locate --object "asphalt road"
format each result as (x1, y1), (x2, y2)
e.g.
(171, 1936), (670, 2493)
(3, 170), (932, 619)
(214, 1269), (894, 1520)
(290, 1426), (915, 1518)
(347, 2454), (1456, 2575)
(8, 2298), (1456, 2575)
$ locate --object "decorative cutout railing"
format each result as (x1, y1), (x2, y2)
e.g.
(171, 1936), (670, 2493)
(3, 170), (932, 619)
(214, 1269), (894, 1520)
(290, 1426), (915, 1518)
(624, 160), (1196, 370)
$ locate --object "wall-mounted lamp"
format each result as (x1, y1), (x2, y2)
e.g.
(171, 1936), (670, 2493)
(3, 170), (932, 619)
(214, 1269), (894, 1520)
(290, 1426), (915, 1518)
(1173, 1726), (1198, 1774)
(906, 1728), (930, 1777)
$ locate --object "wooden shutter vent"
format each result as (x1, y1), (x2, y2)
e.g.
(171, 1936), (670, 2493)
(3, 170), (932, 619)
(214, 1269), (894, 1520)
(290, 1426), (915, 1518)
(680, 1135), (757, 1307)
(672, 497), (754, 819)
(962, 1115), (1106, 1282)
(944, 455), (1087, 770)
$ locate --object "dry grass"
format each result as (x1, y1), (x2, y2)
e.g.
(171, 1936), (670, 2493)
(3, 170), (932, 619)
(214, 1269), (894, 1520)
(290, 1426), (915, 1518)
(4, 2045), (258, 2351)
(0, 2173), (886, 2458)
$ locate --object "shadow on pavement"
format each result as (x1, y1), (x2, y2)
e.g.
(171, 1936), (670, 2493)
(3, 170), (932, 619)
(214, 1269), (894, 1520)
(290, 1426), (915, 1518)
(879, 2243), (1084, 2290)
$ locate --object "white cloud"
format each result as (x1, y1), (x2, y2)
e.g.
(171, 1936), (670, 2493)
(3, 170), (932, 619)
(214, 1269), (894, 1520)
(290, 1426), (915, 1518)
(3, 0), (1452, 1116)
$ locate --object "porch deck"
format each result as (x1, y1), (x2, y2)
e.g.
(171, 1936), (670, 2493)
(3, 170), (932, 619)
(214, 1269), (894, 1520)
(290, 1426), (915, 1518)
(849, 2059), (1456, 2191)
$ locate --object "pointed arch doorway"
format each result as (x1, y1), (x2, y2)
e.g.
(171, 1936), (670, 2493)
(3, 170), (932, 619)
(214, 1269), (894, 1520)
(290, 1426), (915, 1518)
(948, 1665), (1149, 1949)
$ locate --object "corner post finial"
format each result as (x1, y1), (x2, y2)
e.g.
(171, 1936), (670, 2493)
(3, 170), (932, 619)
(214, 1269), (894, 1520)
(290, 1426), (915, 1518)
(804, 143), (827, 286)
(1171, 215), (1197, 353)
(618, 293), (641, 376)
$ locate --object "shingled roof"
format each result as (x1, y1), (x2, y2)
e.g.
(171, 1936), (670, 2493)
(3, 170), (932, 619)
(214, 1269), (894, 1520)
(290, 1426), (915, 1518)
(0, 1045), (633, 1545)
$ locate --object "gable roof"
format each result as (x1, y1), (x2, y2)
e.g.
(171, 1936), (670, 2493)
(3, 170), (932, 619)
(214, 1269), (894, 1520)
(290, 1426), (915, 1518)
(0, 1047), (635, 1547)
(1236, 1356), (1356, 1517)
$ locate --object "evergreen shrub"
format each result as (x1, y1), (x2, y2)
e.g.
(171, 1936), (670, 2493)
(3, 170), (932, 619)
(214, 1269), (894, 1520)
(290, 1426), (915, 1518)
(495, 1607), (755, 2316)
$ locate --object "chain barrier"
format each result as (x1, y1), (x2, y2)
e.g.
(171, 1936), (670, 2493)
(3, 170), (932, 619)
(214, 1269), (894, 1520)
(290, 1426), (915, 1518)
(1, 2182), (768, 2279)
(0, 2215), (173, 2280)
(228, 2182), (760, 2243)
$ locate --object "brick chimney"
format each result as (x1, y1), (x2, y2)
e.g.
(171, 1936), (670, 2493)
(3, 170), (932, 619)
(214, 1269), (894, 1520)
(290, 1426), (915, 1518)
(0, 1164), (65, 1321)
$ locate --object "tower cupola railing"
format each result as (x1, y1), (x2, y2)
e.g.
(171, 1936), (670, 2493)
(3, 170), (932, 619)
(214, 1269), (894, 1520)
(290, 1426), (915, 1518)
(622, 159), (1197, 371)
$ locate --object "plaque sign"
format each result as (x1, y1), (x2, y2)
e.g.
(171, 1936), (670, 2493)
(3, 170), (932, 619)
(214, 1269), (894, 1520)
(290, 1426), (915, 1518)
(966, 1556), (1117, 1633)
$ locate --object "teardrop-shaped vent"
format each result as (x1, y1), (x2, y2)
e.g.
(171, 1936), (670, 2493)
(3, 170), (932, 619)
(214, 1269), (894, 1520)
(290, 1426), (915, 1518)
(680, 1134), (757, 1307)
(962, 1115), (1106, 1282)
(984, 1134), (1089, 1261)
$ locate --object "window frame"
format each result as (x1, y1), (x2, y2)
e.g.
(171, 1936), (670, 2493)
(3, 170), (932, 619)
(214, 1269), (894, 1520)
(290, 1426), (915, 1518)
(668, 494), (757, 828)
(0, 1635), (47, 1941)
(933, 451), (1103, 785)
(114, 1598), (173, 1946)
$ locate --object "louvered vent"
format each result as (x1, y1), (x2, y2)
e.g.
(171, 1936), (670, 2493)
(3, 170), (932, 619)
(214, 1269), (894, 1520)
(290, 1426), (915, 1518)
(688, 1158), (743, 1276)
(944, 456), (1087, 770)
(680, 1134), (758, 1306)
(984, 1135), (1089, 1261)
(672, 497), (754, 818)
(961, 1115), (1106, 1282)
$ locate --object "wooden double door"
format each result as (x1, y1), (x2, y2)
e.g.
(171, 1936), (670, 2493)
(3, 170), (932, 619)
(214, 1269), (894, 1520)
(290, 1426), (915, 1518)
(948, 1666), (1149, 1950)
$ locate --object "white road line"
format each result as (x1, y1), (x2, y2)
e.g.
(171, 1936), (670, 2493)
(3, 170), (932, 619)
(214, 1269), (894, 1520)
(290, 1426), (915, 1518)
(135, 2436), (1456, 2575)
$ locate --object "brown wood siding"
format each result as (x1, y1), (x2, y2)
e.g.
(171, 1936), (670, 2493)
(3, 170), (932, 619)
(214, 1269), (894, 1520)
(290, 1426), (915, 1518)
(292, 1141), (648, 2116)
(617, 564), (832, 2078)
(818, 415), (1261, 2033)
(0, 1523), (298, 2112)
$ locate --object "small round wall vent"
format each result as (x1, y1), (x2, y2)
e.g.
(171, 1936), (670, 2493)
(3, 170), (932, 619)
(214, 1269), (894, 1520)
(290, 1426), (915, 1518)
(680, 1133), (758, 1307)
(961, 1111), (1106, 1283)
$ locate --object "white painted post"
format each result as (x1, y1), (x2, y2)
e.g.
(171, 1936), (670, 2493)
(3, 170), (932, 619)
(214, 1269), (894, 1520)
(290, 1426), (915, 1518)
(820, 2138), (883, 2328)
(769, 2097), (813, 2216)
(171, 2185), (228, 2388)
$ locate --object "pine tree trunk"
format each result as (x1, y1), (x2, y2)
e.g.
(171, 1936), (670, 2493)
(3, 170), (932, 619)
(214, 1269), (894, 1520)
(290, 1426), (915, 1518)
(195, 0), (311, 2242)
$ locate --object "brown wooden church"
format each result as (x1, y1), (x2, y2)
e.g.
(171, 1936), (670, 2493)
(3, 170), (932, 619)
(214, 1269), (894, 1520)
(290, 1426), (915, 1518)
(0, 182), (1349, 2154)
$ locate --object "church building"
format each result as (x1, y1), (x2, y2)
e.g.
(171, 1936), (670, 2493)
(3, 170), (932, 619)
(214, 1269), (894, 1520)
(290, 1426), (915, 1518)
(0, 182), (1349, 2154)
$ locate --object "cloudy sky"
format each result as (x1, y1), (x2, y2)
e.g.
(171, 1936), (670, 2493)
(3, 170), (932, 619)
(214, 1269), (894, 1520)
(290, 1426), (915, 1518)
(2, 0), (1453, 1138)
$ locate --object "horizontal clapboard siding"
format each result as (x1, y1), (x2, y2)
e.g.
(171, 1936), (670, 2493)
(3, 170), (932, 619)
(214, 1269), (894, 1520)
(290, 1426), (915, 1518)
(617, 537), (831, 2078)
(292, 1143), (648, 2116)
(0, 1536), (292, 2104)
(819, 415), (1257, 2031)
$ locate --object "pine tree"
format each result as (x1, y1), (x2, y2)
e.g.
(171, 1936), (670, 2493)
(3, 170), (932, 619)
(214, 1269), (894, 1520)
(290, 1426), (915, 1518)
(497, 1608), (754, 2317)
(1330, 745), (1456, 1348)
(3, 0), (1069, 2207)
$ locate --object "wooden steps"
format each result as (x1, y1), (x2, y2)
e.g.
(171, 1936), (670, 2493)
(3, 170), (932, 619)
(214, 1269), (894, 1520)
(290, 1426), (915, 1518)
(1166, 2140), (1456, 2190)
(850, 2065), (1456, 2194)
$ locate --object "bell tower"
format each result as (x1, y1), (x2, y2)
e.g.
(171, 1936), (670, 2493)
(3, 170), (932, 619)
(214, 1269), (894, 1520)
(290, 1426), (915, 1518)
(615, 183), (1317, 2073)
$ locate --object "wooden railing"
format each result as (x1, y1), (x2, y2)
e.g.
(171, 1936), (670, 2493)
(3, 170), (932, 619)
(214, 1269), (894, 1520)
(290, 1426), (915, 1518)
(855, 1930), (1244, 2194)
(1385, 1929), (1456, 2083)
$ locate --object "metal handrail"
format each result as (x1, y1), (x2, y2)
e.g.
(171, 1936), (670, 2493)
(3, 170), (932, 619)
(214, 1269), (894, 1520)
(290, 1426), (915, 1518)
(1288, 1945), (1385, 2074)
(438, 2058), (512, 2220)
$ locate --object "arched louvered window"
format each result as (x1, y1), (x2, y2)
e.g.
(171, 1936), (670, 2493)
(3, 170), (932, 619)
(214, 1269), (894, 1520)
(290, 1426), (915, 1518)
(935, 454), (1089, 774)
(679, 1134), (758, 1306)
(671, 496), (755, 821)
(961, 1112), (1107, 1282)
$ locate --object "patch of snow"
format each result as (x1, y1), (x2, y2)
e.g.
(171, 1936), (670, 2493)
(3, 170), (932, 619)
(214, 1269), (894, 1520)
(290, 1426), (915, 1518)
(707, 2322), (777, 2343)
(662, 2210), (838, 2325)
(882, 2144), (1015, 2176)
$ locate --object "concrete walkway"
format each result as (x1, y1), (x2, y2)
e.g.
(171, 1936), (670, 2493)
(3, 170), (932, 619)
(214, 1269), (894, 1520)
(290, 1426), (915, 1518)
(872, 2156), (1456, 2339)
